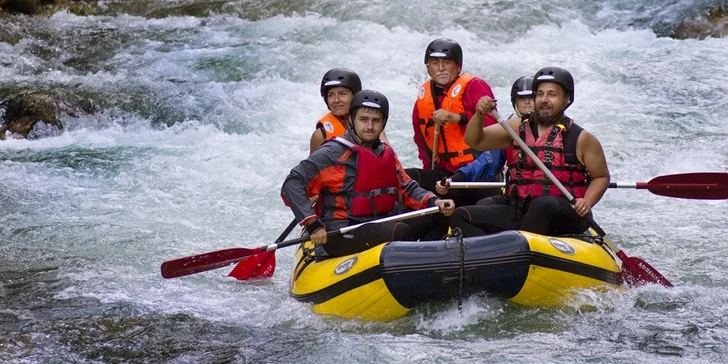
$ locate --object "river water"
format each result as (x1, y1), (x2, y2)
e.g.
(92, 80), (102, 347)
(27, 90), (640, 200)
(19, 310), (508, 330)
(1, 1), (727, 363)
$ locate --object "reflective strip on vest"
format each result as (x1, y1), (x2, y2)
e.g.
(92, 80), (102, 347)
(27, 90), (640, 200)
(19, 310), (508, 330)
(416, 73), (480, 168)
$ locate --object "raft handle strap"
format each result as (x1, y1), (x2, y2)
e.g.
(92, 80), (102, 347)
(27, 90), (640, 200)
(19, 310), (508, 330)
(451, 227), (465, 313)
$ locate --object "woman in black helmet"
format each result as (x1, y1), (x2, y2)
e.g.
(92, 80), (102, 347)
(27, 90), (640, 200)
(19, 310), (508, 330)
(310, 68), (390, 154)
(508, 75), (534, 119)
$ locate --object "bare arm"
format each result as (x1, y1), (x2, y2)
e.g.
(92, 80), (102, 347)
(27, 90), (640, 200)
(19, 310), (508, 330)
(577, 131), (610, 207)
(309, 128), (325, 155)
(465, 109), (519, 151)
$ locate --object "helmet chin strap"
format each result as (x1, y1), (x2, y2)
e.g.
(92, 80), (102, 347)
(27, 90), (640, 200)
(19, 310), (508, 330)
(348, 115), (358, 137)
(347, 116), (366, 146)
(563, 96), (572, 110)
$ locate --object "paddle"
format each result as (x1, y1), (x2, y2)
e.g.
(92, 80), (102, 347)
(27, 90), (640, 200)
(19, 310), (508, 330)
(161, 206), (442, 279)
(445, 173), (728, 200)
(608, 173), (728, 200)
(227, 218), (298, 280)
(431, 122), (441, 169)
(490, 110), (673, 287)
(447, 181), (505, 189)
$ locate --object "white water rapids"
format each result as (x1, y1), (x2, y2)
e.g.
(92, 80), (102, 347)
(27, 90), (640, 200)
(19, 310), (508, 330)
(1, 1), (727, 362)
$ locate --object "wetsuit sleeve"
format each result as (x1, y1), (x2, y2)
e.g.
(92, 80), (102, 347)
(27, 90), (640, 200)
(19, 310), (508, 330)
(395, 154), (437, 209)
(462, 77), (498, 127)
(281, 145), (339, 225)
(412, 102), (430, 169)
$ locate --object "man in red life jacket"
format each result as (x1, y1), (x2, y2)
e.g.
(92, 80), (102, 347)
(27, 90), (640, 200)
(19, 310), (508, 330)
(450, 66), (610, 237)
(310, 68), (391, 154)
(282, 90), (455, 257)
(405, 38), (501, 206)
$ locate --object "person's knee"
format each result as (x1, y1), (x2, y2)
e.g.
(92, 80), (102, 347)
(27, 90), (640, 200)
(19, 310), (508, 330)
(476, 196), (497, 206)
(390, 222), (413, 241)
(405, 168), (421, 183)
(450, 207), (471, 224)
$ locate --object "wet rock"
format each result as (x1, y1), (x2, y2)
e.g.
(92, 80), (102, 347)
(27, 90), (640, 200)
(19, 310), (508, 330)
(0, 0), (57, 15)
(672, 5), (728, 40)
(0, 93), (64, 140)
(0, 0), (94, 16)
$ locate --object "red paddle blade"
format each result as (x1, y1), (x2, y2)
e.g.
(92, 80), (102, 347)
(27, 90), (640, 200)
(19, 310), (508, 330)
(646, 172), (728, 200)
(160, 247), (261, 279)
(228, 251), (276, 280)
(616, 252), (673, 287)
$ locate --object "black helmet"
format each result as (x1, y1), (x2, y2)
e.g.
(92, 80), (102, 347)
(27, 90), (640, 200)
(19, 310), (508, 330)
(532, 66), (574, 109)
(320, 68), (362, 107)
(348, 90), (389, 125)
(424, 38), (463, 65)
(510, 76), (534, 108)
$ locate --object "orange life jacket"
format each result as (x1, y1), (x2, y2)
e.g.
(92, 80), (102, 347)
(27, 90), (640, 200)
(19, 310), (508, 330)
(506, 117), (588, 201)
(327, 137), (399, 217)
(416, 74), (481, 169)
(316, 112), (347, 140)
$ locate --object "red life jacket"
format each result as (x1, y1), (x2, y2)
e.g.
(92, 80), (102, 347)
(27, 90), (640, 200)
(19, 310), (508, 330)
(506, 117), (589, 201)
(330, 137), (399, 217)
(504, 113), (523, 164)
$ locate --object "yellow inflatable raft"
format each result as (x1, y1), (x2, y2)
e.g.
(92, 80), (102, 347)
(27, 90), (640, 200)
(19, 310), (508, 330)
(289, 230), (621, 321)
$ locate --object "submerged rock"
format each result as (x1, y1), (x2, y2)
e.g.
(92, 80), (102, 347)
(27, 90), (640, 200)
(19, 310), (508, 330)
(0, 93), (64, 140)
(0, 91), (99, 140)
(0, 0), (55, 15)
(672, 5), (728, 40)
(0, 0), (95, 16)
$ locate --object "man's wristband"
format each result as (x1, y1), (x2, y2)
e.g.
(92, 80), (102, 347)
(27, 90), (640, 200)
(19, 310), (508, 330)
(304, 219), (325, 235)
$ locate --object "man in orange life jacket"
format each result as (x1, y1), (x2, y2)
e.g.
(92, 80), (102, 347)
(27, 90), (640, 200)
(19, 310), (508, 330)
(310, 68), (390, 154)
(282, 90), (455, 257)
(449, 66), (610, 237)
(405, 38), (501, 206)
